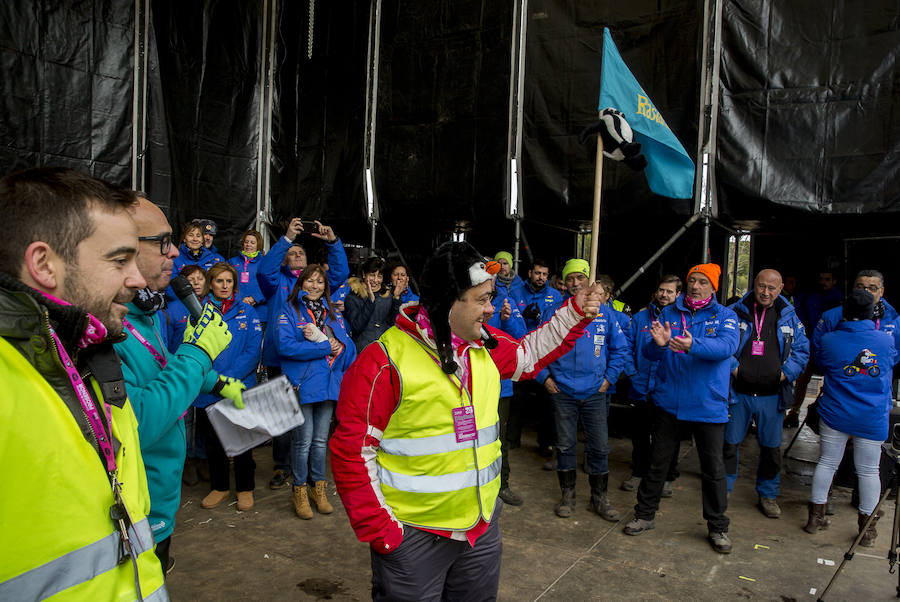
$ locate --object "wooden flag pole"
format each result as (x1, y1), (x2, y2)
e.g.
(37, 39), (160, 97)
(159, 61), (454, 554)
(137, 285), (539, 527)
(589, 131), (604, 283)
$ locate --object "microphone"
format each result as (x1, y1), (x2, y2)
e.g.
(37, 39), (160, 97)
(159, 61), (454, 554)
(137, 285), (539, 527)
(171, 275), (204, 324)
(481, 325), (498, 349)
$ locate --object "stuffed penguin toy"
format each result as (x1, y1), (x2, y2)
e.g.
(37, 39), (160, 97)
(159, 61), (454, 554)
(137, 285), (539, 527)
(579, 108), (648, 171)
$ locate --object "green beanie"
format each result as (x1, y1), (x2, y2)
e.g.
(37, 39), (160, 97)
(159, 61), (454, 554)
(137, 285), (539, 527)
(493, 251), (513, 265)
(562, 258), (590, 282)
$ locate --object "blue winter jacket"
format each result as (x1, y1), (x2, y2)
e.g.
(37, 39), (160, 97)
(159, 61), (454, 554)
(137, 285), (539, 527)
(115, 302), (218, 542)
(607, 306), (635, 395)
(537, 302), (629, 400)
(257, 236), (349, 366)
(728, 292), (810, 385)
(627, 303), (664, 401)
(644, 296), (740, 423)
(511, 279), (563, 332)
(487, 291), (527, 398)
(816, 320), (897, 440)
(496, 274), (524, 302)
(798, 287), (843, 331)
(275, 294), (357, 404)
(159, 299), (189, 354)
(229, 253), (268, 322)
(812, 299), (900, 361)
(194, 298), (263, 408)
(172, 243), (225, 275)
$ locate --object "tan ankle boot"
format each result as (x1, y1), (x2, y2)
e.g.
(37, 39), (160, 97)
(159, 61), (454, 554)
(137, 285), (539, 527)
(293, 485), (313, 519)
(311, 480), (334, 514)
(201, 490), (229, 509)
(236, 491), (254, 511)
(803, 502), (830, 533)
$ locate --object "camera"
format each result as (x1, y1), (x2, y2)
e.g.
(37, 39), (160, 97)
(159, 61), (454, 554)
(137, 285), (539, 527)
(300, 220), (320, 234)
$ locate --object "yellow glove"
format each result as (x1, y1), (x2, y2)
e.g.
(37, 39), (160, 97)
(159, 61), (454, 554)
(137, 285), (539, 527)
(182, 305), (232, 361)
(212, 375), (246, 409)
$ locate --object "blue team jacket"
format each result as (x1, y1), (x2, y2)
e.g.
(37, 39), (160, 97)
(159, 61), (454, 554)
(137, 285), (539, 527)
(728, 292), (810, 384)
(172, 243), (225, 275)
(537, 302), (629, 400)
(816, 320), (897, 440)
(194, 298), (263, 408)
(627, 303), (664, 401)
(275, 294), (357, 404)
(487, 291), (527, 398)
(644, 296), (739, 423)
(257, 236), (349, 366)
(607, 306), (634, 395)
(510, 279), (563, 332)
(812, 299), (900, 360)
(229, 253), (268, 322)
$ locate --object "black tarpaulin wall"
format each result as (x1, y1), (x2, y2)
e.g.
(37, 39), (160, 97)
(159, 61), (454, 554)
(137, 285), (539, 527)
(1, 0), (899, 288)
(0, 1), (134, 182)
(717, 0), (900, 222)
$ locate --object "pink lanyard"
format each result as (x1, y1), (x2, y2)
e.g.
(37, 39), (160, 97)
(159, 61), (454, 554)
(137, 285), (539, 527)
(48, 327), (117, 474)
(753, 304), (767, 341)
(123, 318), (167, 368)
(680, 312), (690, 334)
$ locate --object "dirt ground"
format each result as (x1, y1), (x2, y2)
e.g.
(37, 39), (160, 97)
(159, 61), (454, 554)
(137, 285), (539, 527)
(166, 408), (900, 601)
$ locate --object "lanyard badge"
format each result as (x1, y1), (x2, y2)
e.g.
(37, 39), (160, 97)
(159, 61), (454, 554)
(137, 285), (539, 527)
(751, 304), (766, 356)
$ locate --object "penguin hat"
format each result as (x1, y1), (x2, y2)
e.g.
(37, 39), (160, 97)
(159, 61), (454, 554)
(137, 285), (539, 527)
(419, 241), (500, 374)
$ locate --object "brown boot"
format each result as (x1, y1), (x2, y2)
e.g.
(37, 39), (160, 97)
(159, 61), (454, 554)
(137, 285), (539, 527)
(236, 491), (254, 511)
(293, 485), (313, 520)
(310, 480), (334, 514)
(201, 489), (229, 509)
(858, 512), (879, 547)
(803, 502), (831, 533)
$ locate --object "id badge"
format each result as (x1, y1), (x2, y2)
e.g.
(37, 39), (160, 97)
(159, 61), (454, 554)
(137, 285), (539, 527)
(751, 340), (765, 356)
(452, 406), (477, 443)
(240, 271), (250, 284)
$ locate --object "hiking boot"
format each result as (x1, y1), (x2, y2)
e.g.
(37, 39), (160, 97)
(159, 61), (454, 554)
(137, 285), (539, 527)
(268, 469), (290, 490)
(661, 481), (674, 498)
(708, 531), (732, 554)
(623, 518), (655, 536)
(859, 512), (880, 547)
(310, 480), (334, 514)
(499, 486), (524, 506)
(201, 490), (229, 509)
(588, 473), (620, 521)
(555, 470), (576, 518)
(293, 485), (313, 519)
(803, 502), (831, 533)
(758, 497), (781, 518)
(620, 475), (641, 492)
(236, 491), (254, 511)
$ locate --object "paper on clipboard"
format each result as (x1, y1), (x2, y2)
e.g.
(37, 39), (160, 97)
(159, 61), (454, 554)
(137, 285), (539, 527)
(205, 375), (304, 457)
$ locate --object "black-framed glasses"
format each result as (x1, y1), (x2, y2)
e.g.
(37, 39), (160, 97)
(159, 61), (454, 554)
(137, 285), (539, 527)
(138, 233), (172, 255)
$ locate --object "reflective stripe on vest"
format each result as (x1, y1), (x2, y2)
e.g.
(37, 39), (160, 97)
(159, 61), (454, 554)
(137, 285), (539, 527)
(380, 422), (500, 456)
(0, 519), (157, 600)
(375, 327), (502, 530)
(379, 455), (503, 493)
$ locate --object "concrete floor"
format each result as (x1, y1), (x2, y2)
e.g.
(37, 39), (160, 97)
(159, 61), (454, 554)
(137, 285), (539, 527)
(167, 407), (900, 601)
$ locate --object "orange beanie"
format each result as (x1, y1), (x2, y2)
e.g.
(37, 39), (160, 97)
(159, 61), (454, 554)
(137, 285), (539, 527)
(687, 263), (722, 291)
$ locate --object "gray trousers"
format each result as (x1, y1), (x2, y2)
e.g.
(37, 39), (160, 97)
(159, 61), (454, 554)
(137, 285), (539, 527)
(370, 502), (503, 601)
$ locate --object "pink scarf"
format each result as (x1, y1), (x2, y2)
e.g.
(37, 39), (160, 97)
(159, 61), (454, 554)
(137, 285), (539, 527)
(684, 294), (714, 312)
(36, 290), (109, 348)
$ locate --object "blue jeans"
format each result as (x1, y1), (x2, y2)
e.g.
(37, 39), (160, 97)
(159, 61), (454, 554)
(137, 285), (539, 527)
(723, 392), (782, 498)
(812, 421), (882, 515)
(291, 400), (336, 485)
(553, 391), (610, 474)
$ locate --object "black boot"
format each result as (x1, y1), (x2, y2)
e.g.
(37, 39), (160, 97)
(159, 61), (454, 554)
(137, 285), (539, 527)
(588, 473), (620, 521)
(555, 470), (576, 518)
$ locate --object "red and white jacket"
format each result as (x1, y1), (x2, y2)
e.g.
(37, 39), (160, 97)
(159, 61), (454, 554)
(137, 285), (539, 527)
(329, 296), (591, 553)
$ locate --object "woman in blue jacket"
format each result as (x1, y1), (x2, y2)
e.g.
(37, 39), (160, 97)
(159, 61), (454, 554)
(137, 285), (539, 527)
(172, 220), (225, 276)
(195, 262), (263, 512)
(806, 289), (897, 546)
(228, 229), (268, 323)
(276, 264), (356, 520)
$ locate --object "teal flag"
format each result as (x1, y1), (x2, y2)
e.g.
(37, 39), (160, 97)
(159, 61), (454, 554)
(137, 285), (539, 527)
(598, 28), (695, 199)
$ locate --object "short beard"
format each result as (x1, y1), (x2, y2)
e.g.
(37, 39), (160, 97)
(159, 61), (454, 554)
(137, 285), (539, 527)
(65, 265), (130, 337)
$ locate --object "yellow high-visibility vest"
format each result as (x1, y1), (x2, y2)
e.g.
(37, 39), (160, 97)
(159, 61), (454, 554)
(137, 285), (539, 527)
(0, 336), (167, 601)
(376, 327), (502, 530)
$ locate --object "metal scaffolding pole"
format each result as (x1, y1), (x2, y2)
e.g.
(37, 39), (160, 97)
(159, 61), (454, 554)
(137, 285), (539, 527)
(695, 0), (724, 263)
(363, 0), (383, 253)
(255, 0), (277, 250)
(505, 0), (528, 272)
(130, 0), (149, 190)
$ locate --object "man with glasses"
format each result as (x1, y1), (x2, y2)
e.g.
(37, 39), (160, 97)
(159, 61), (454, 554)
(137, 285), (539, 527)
(116, 194), (237, 574)
(811, 270), (900, 353)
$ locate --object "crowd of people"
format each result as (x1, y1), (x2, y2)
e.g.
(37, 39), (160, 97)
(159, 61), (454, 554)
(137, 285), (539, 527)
(3, 166), (898, 600)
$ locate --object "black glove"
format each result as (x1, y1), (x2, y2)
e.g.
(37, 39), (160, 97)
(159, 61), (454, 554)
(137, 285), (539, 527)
(521, 303), (541, 322)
